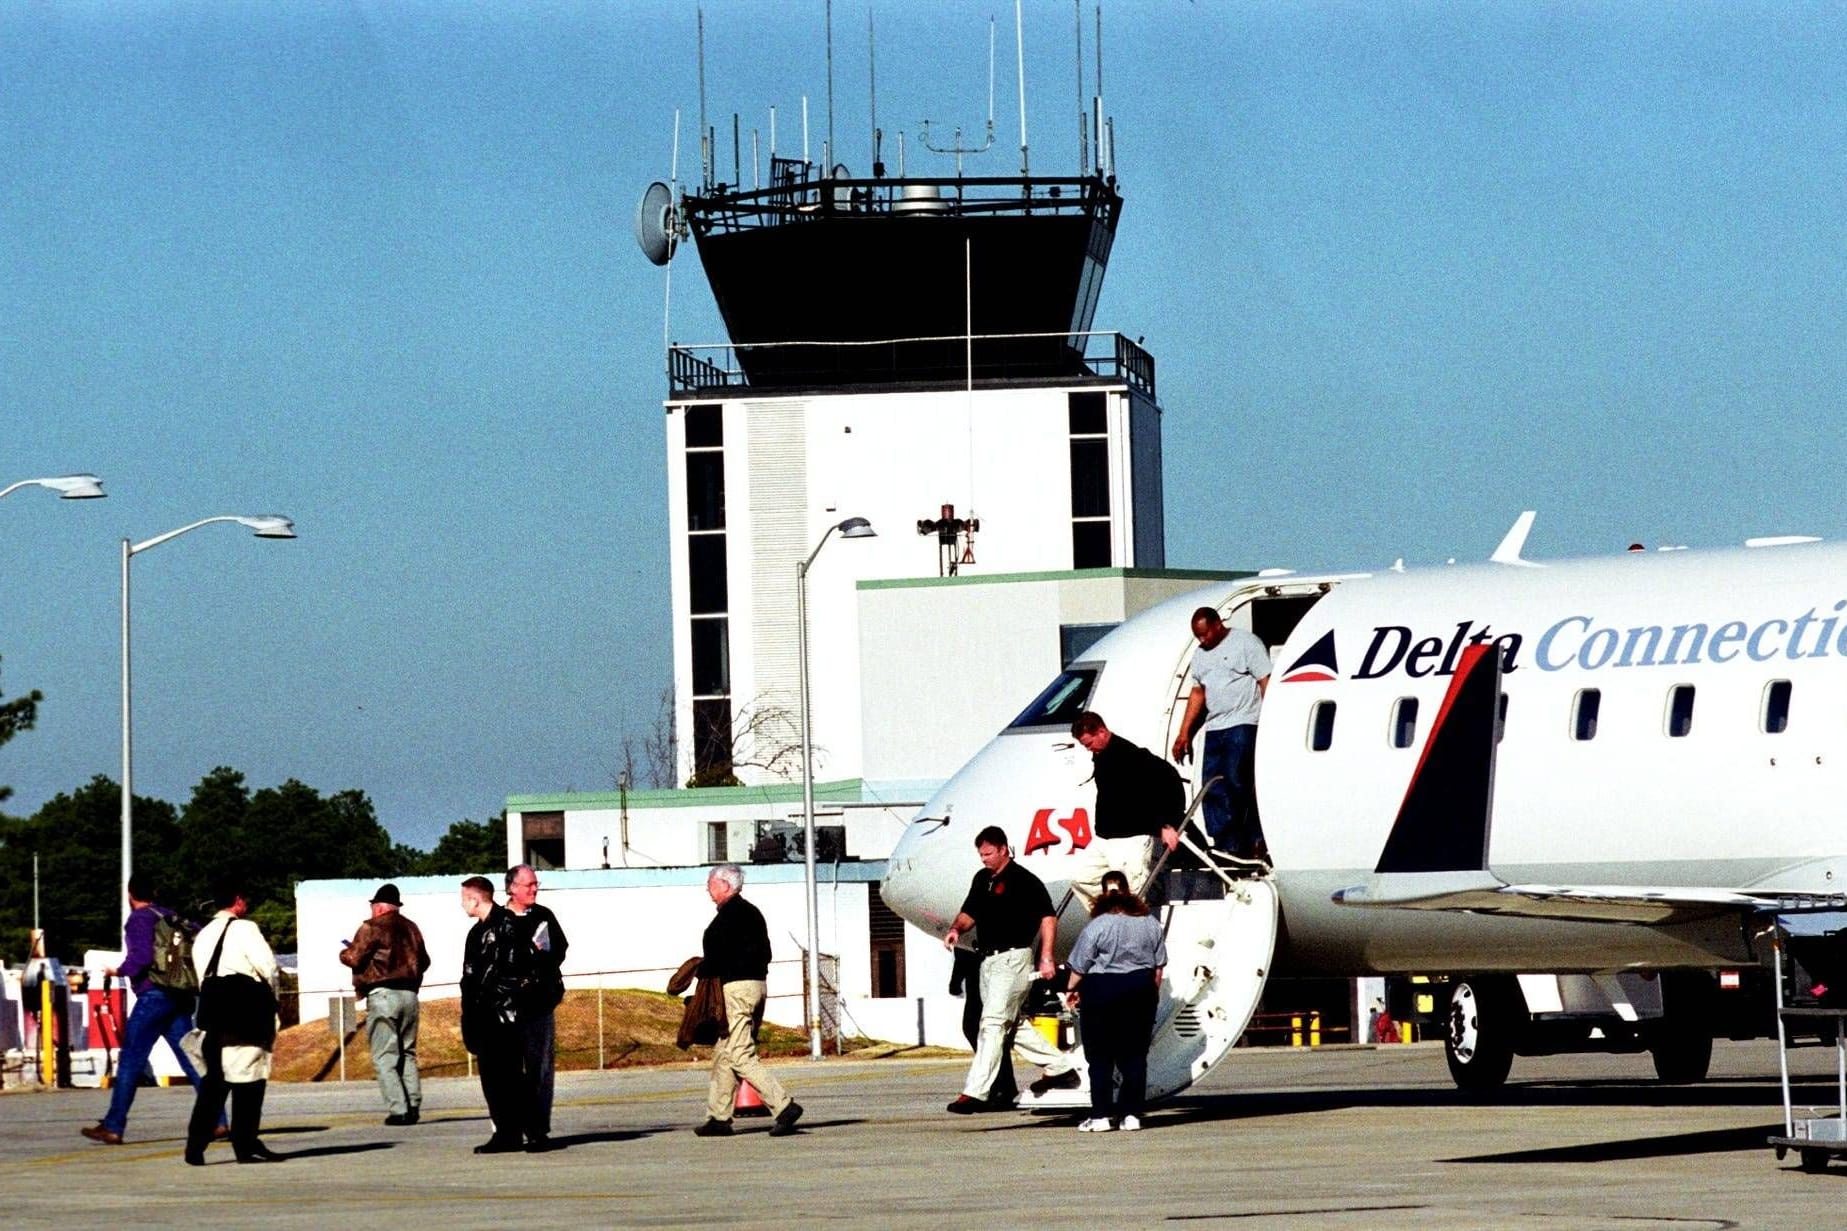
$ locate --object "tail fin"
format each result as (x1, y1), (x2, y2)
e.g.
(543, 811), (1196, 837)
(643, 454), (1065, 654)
(1373, 643), (1500, 874)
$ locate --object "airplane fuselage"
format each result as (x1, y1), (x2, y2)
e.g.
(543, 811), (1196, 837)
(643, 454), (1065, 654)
(882, 541), (1847, 979)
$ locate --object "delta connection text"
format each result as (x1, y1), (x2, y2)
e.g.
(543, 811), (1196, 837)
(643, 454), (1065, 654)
(1341, 601), (1847, 679)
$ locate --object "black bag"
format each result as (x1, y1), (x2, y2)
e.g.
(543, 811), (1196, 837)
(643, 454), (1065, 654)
(147, 911), (199, 999)
(194, 919), (277, 1047)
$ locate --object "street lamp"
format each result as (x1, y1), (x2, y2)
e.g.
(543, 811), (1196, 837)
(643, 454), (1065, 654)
(0, 474), (107, 501)
(121, 515), (296, 929)
(796, 515), (876, 1060)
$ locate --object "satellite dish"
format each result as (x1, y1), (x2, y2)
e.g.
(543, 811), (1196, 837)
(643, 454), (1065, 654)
(635, 180), (678, 266)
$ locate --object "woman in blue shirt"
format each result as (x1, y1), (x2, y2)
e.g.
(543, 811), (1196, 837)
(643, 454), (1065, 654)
(1064, 870), (1166, 1132)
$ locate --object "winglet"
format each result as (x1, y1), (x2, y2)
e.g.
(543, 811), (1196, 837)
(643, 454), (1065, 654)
(1490, 511), (1540, 567)
(1373, 643), (1500, 874)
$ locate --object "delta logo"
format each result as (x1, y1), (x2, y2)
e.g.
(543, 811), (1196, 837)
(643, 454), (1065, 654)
(1279, 630), (1339, 682)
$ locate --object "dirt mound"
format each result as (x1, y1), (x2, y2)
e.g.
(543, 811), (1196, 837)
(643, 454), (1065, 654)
(271, 988), (816, 1083)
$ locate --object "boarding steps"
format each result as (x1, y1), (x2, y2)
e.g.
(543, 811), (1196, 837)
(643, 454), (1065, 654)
(1016, 781), (1279, 1110)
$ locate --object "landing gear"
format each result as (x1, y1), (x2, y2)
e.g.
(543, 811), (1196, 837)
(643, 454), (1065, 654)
(1648, 971), (1714, 1084)
(1445, 976), (1521, 1093)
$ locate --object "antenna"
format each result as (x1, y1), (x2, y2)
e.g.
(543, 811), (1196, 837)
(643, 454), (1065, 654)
(1014, 0), (1029, 177)
(802, 95), (810, 165)
(752, 127), (760, 188)
(1075, 0), (1084, 175)
(770, 104), (777, 157)
(826, 0), (836, 179)
(732, 113), (741, 188)
(868, 3), (879, 174)
(918, 17), (997, 174)
(1094, 3), (1104, 173)
(697, 7), (709, 189)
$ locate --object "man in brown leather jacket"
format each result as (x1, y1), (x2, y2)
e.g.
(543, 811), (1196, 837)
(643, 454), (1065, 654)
(340, 883), (432, 1125)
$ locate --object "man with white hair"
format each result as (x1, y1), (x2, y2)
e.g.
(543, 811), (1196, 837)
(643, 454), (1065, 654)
(692, 863), (803, 1138)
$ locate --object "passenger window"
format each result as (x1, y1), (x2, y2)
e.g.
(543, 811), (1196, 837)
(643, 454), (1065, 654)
(1571, 688), (1600, 741)
(1390, 697), (1418, 749)
(1762, 679), (1792, 734)
(1309, 700), (1337, 751)
(1666, 685), (1695, 737)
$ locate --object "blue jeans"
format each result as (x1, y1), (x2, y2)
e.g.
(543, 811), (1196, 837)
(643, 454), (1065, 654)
(101, 985), (214, 1136)
(1201, 724), (1262, 855)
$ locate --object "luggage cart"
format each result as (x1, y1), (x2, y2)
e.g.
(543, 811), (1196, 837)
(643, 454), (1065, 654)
(1767, 911), (1847, 1173)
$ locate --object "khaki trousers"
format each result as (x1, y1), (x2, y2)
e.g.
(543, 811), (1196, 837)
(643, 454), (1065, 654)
(1065, 834), (1156, 911)
(705, 980), (793, 1122)
(961, 948), (1077, 1099)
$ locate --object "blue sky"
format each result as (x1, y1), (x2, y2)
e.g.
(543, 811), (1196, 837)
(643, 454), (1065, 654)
(4, 2), (1845, 847)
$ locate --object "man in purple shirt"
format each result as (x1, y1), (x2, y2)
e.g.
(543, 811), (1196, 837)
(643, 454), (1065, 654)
(81, 879), (221, 1146)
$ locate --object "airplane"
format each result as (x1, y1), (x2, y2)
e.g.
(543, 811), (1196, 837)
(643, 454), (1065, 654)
(879, 516), (1847, 1103)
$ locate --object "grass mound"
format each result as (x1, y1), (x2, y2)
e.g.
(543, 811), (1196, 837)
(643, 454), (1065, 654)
(271, 988), (818, 1084)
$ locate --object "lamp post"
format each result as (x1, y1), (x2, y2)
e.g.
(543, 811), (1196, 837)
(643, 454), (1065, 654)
(121, 515), (296, 929)
(796, 515), (876, 1059)
(0, 474), (106, 502)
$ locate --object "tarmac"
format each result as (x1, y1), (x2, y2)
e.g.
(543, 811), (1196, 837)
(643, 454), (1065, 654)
(7, 1038), (1847, 1228)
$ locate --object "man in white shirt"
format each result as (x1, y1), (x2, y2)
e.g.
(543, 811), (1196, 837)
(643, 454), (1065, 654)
(1171, 606), (1271, 862)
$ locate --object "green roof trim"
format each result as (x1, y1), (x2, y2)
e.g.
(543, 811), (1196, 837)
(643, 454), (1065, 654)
(856, 567), (1256, 591)
(507, 778), (869, 812)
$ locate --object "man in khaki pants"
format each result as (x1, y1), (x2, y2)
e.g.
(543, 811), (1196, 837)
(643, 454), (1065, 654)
(692, 864), (804, 1138)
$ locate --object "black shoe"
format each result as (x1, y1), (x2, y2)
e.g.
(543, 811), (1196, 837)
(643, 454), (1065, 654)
(768, 1101), (803, 1136)
(183, 1150), (206, 1167)
(946, 1095), (982, 1114)
(235, 1144), (285, 1164)
(474, 1136), (525, 1154)
(1028, 1070), (1081, 1096)
(692, 1118), (733, 1137)
(405, 1108), (420, 1125)
(384, 1113), (412, 1126)
(524, 1135), (556, 1153)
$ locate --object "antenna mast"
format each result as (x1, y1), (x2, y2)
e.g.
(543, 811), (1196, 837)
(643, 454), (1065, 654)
(868, 4), (880, 174)
(1075, 0), (1086, 175)
(697, 7), (709, 189)
(1014, 0), (1029, 178)
(825, 0), (836, 173)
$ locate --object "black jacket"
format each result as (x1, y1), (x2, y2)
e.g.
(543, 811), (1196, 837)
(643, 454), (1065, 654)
(700, 895), (772, 983)
(461, 904), (542, 1051)
(1091, 733), (1185, 839)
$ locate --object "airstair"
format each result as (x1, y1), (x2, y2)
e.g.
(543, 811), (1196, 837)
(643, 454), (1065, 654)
(1016, 783), (1279, 1109)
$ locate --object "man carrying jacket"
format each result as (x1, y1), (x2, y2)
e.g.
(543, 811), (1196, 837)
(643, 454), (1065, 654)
(340, 883), (432, 1126)
(692, 864), (803, 1138)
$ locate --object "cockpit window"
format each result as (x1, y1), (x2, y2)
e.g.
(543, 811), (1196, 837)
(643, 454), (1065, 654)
(1007, 667), (1099, 729)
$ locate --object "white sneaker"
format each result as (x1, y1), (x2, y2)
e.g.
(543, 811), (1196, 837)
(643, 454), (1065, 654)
(1118, 1115), (1141, 1132)
(1077, 1117), (1115, 1133)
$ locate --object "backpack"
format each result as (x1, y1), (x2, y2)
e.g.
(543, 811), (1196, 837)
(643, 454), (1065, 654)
(148, 911), (199, 996)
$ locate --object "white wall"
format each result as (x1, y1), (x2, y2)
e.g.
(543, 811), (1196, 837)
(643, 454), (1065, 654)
(296, 867), (896, 1035)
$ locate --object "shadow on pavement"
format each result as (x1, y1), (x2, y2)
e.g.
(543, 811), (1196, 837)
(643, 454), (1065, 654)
(1446, 1123), (1782, 1164)
(262, 1142), (396, 1161)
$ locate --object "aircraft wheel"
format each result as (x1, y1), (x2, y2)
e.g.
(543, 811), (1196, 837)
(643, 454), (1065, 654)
(1445, 976), (1518, 1093)
(1649, 972), (1714, 1083)
(1648, 1027), (1712, 1083)
(1801, 1148), (1830, 1173)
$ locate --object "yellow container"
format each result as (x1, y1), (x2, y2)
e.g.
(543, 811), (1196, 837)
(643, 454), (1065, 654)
(1029, 1015), (1061, 1049)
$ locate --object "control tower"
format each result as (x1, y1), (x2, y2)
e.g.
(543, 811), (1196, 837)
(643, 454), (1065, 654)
(638, 35), (1166, 789)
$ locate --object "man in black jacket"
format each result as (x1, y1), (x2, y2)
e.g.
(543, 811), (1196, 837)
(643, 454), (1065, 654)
(1069, 711), (1183, 908)
(692, 864), (803, 1138)
(460, 875), (542, 1154)
(502, 864), (567, 1152)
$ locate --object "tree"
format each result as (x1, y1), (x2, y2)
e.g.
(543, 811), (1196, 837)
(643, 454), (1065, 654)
(0, 654), (42, 807)
(418, 814), (507, 875)
(0, 776), (181, 959)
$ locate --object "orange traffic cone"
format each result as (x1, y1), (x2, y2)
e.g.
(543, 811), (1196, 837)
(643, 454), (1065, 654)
(735, 1080), (771, 1117)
